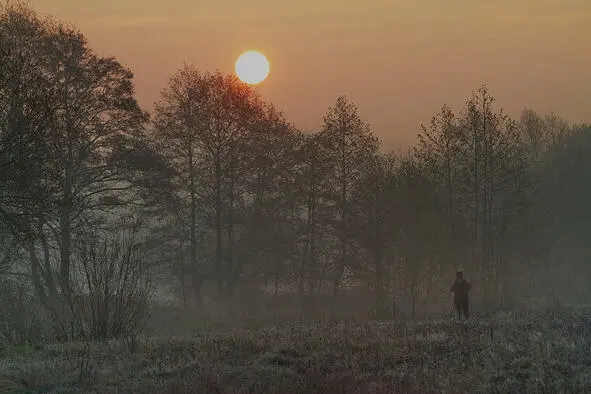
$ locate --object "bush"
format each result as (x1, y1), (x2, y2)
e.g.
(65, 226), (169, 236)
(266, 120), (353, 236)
(68, 223), (154, 341)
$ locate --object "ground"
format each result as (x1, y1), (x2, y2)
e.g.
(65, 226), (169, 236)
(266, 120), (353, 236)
(0, 311), (590, 393)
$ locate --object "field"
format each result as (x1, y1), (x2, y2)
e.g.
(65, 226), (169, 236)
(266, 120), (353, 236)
(1, 311), (590, 393)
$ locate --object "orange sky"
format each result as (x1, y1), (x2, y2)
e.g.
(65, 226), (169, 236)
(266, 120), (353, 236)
(29, 0), (591, 149)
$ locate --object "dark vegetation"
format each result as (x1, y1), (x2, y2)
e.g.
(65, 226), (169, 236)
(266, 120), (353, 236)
(1, 2), (590, 393)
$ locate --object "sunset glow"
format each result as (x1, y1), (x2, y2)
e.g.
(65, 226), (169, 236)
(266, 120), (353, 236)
(25, 0), (591, 146)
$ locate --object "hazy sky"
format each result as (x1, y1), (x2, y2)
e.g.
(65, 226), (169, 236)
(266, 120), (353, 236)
(29, 0), (591, 149)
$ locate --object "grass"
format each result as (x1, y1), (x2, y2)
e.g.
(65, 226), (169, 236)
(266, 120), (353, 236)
(0, 311), (590, 393)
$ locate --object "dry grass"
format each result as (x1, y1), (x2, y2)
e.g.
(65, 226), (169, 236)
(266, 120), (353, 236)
(0, 311), (590, 393)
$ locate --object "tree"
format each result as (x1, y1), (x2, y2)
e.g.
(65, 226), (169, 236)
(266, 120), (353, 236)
(415, 105), (465, 271)
(222, 101), (296, 298)
(153, 65), (287, 303)
(413, 86), (531, 313)
(519, 108), (547, 165)
(459, 86), (530, 311)
(395, 154), (445, 318)
(238, 106), (300, 297)
(289, 132), (333, 314)
(350, 152), (397, 318)
(152, 65), (209, 306)
(42, 25), (148, 300)
(318, 96), (380, 295)
(0, 3), (152, 339)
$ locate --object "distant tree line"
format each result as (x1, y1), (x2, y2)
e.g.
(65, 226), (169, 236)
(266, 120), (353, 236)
(1, 2), (590, 343)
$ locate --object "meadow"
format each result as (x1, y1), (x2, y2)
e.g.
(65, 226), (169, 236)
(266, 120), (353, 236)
(1, 310), (590, 393)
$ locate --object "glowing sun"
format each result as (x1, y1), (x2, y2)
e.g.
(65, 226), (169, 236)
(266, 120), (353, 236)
(235, 50), (270, 85)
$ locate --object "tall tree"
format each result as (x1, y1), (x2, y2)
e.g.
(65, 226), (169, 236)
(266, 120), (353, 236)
(350, 152), (397, 318)
(0, 3), (152, 338)
(153, 65), (210, 306)
(153, 66), (286, 303)
(43, 25), (148, 302)
(238, 106), (300, 294)
(290, 132), (333, 313)
(414, 86), (531, 313)
(459, 86), (529, 311)
(395, 155), (443, 318)
(415, 105), (465, 270)
(319, 96), (380, 295)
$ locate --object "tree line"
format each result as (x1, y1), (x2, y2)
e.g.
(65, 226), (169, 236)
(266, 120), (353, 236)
(1, 2), (589, 343)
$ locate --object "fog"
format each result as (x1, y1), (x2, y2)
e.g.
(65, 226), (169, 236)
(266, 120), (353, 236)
(1, 2), (590, 393)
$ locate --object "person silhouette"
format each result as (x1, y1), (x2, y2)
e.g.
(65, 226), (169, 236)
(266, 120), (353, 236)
(450, 270), (471, 320)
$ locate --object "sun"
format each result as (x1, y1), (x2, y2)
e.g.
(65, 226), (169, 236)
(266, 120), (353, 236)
(235, 50), (270, 85)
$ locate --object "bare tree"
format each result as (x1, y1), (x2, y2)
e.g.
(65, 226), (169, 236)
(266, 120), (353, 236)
(289, 132), (333, 315)
(415, 106), (465, 270)
(350, 152), (397, 318)
(153, 66), (287, 303)
(1, 3), (153, 339)
(318, 96), (380, 295)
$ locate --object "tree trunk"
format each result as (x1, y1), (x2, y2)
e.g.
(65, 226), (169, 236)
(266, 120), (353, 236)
(226, 187), (235, 299)
(214, 149), (224, 299)
(178, 238), (187, 309)
(334, 129), (347, 296)
(59, 158), (74, 318)
(373, 175), (388, 319)
(225, 141), (236, 299)
(445, 137), (455, 268)
(188, 141), (202, 307)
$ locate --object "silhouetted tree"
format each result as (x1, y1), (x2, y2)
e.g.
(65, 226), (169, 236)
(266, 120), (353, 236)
(350, 152), (397, 318)
(318, 96), (380, 295)
(153, 66), (291, 303)
(289, 132), (334, 314)
(415, 105), (465, 269)
(1, 3), (153, 339)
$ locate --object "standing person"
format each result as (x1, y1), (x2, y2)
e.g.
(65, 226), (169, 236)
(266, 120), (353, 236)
(451, 270), (471, 320)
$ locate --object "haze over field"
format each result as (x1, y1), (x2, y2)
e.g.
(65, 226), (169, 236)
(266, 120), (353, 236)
(28, 0), (591, 148)
(2, 2), (591, 392)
